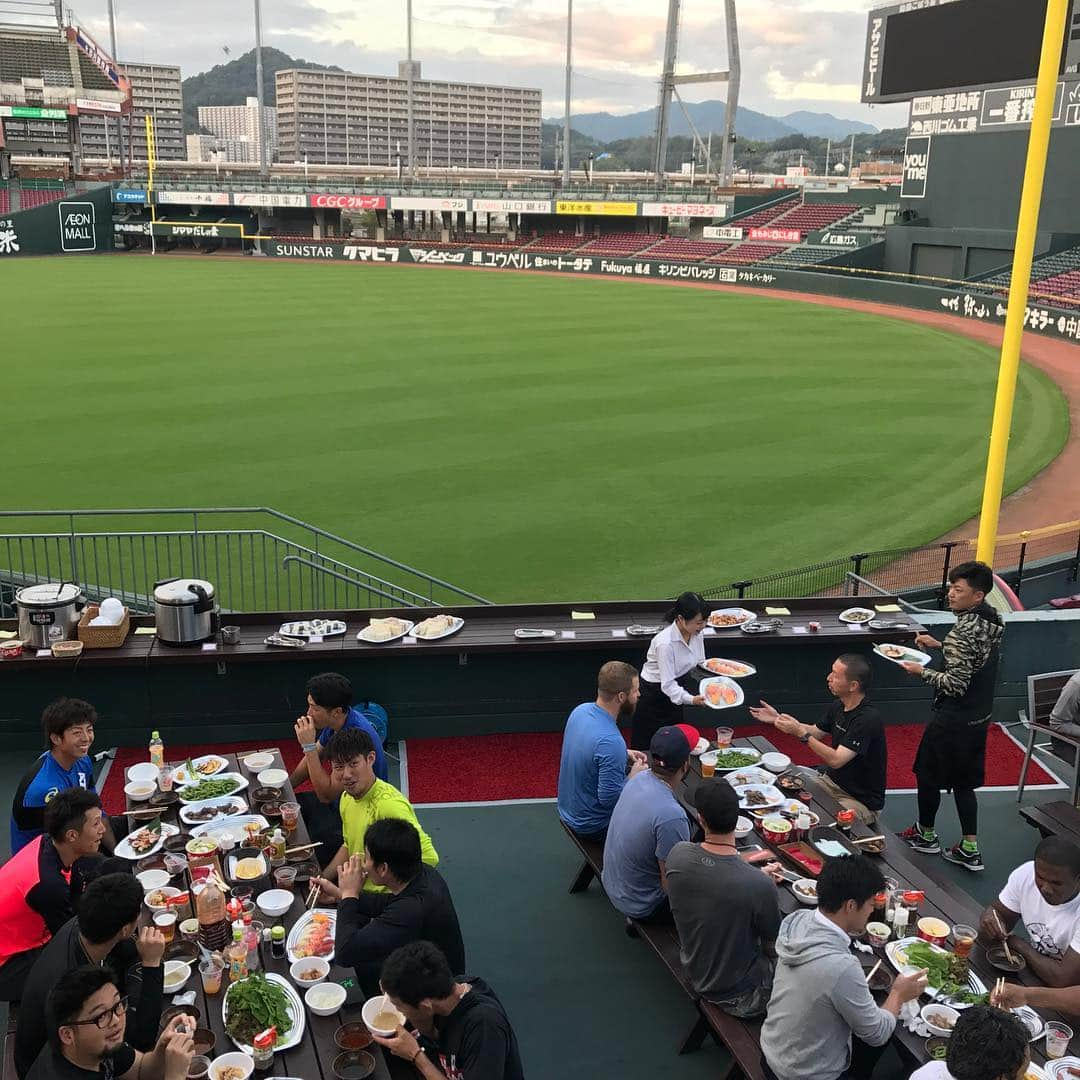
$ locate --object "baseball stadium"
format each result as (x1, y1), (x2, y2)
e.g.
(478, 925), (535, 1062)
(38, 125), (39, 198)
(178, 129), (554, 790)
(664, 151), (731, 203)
(3, 1), (1080, 1079)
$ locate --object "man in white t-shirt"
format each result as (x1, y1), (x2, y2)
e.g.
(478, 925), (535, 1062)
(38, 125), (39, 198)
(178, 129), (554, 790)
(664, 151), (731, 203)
(979, 836), (1080, 986)
(909, 1004), (1029, 1080)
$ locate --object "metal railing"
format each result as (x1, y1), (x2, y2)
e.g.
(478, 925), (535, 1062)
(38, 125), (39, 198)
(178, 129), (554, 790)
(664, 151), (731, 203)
(0, 508), (491, 615)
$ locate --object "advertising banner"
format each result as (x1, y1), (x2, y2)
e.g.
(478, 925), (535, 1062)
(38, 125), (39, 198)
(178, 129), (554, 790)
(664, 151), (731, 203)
(749, 227), (801, 243)
(900, 135), (931, 198)
(233, 192), (308, 208)
(390, 196), (467, 212)
(640, 202), (728, 219)
(556, 200), (637, 216)
(472, 198), (553, 214)
(308, 193), (387, 210)
(703, 226), (744, 240)
(69, 26), (127, 92)
(908, 78), (1076, 137)
(153, 222), (245, 238)
(0, 105), (68, 120)
(113, 189), (147, 203)
(76, 98), (122, 114)
(0, 186), (112, 256)
(59, 202), (96, 252)
(157, 191), (230, 206)
(806, 230), (877, 249)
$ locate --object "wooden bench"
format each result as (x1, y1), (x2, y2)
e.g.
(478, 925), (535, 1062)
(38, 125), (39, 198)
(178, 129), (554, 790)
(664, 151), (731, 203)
(1017, 669), (1080, 803)
(1019, 800), (1080, 845)
(560, 821), (767, 1079)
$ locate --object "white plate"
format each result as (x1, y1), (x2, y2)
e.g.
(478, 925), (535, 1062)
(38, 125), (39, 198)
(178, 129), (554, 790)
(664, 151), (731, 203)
(1021, 1065), (1050, 1080)
(1045, 1061), (1080, 1080)
(412, 615), (465, 641)
(691, 737), (711, 756)
(173, 755), (231, 785)
(357, 618), (416, 644)
(838, 607), (876, 624)
(114, 822), (180, 861)
(873, 643), (933, 667)
(223, 971), (305, 1053)
(179, 795), (250, 825)
(699, 676), (745, 710)
(707, 607), (756, 629)
(1013, 1005), (1047, 1043)
(286, 908), (337, 964)
(734, 783), (784, 810)
(278, 619), (347, 638)
(699, 657), (757, 678)
(176, 773), (248, 805)
(884, 937), (987, 1006)
(723, 767), (776, 788)
(191, 814), (268, 840)
(126, 762), (160, 783)
(712, 747), (763, 773)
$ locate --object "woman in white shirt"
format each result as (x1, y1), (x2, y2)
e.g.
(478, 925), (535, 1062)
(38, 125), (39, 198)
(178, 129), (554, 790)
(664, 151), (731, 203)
(631, 592), (708, 750)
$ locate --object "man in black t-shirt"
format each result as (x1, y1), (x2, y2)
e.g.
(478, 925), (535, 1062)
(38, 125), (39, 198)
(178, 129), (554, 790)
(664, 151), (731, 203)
(749, 653), (886, 824)
(372, 941), (524, 1080)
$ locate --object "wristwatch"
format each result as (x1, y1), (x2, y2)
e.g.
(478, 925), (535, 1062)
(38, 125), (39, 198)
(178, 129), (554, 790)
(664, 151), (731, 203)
(798, 729), (811, 744)
(301, 741), (319, 754)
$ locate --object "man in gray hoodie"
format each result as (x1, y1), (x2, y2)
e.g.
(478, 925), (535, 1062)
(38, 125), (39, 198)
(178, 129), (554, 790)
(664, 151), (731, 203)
(761, 856), (927, 1080)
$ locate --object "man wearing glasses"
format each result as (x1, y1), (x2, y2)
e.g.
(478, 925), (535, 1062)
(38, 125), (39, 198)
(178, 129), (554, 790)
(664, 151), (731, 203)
(24, 966), (193, 1079)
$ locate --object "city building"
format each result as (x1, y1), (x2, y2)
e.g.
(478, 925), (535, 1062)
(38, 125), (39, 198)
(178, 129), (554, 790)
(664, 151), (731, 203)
(275, 61), (541, 168)
(198, 96), (276, 164)
(79, 61), (184, 161)
(185, 132), (252, 163)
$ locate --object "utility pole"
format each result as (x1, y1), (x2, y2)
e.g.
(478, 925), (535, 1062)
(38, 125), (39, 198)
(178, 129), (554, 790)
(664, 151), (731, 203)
(254, 0), (268, 177)
(848, 133), (855, 178)
(406, 0), (415, 180)
(824, 138), (831, 176)
(107, 0), (126, 172)
(563, 0), (572, 186)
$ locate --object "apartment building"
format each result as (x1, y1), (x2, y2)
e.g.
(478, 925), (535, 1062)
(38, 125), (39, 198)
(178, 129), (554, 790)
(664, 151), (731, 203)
(79, 61), (183, 161)
(275, 61), (541, 168)
(198, 95), (276, 164)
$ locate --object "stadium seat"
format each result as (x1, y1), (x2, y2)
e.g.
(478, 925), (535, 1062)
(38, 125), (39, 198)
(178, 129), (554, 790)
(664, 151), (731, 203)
(710, 243), (790, 265)
(576, 232), (655, 256)
(521, 233), (585, 253)
(644, 237), (732, 261)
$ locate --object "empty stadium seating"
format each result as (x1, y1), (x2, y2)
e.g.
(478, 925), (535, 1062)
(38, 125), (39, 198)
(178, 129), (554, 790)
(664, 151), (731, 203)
(644, 237), (732, 260)
(765, 244), (850, 268)
(769, 202), (859, 237)
(0, 183), (9, 216)
(730, 198), (798, 229)
(0, 36), (74, 84)
(983, 244), (1080, 287)
(17, 180), (66, 209)
(524, 233), (584, 253)
(1032, 270), (1080, 307)
(77, 51), (117, 92)
(576, 232), (655, 256)
(711, 243), (789, 265)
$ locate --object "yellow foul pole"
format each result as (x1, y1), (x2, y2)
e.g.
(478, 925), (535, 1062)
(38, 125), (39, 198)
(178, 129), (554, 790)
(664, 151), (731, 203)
(975, 0), (1070, 565)
(145, 114), (157, 255)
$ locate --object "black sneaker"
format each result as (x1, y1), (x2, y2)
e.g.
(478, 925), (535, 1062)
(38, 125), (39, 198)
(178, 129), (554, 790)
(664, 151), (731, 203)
(941, 844), (984, 872)
(897, 824), (941, 854)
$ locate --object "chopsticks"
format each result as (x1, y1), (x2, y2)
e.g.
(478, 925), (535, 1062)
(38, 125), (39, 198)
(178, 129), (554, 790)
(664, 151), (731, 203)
(866, 959), (882, 984)
(285, 842), (322, 855)
(992, 910), (1018, 965)
(852, 835), (886, 846)
(305, 881), (320, 910)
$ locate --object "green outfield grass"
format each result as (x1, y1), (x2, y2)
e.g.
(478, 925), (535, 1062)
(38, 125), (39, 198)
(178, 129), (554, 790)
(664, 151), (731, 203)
(0, 256), (1068, 601)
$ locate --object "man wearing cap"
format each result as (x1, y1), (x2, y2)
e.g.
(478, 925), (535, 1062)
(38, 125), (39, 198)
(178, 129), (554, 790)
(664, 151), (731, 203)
(600, 724), (697, 926)
(667, 780), (784, 1018)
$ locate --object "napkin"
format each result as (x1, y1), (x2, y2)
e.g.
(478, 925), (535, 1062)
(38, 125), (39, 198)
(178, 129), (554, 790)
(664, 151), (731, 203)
(571, 610), (596, 620)
(765, 607), (791, 616)
(134, 627), (157, 635)
(171, 991), (197, 1006)
(875, 604), (902, 612)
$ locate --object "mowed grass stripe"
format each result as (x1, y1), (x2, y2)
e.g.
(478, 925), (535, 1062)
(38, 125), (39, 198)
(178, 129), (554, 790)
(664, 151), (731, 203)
(0, 257), (1067, 600)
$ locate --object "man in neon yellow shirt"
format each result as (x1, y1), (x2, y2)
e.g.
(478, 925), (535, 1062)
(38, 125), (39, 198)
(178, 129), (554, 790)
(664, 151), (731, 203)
(317, 728), (437, 894)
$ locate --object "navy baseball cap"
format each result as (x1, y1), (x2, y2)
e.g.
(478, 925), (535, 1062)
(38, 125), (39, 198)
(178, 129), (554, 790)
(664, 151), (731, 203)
(650, 724), (696, 769)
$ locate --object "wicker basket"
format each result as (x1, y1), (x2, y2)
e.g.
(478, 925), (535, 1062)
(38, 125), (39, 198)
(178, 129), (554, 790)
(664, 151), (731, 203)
(77, 605), (131, 649)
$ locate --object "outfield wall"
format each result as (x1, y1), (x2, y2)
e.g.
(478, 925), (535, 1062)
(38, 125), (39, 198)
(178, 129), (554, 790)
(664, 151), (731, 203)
(0, 187), (113, 257)
(261, 240), (1080, 347)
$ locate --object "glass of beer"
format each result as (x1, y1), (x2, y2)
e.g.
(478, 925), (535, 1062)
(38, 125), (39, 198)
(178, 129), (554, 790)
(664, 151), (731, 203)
(700, 751), (718, 779)
(952, 924), (976, 960)
(715, 727), (734, 750)
(154, 911), (177, 944)
(279, 801), (300, 834)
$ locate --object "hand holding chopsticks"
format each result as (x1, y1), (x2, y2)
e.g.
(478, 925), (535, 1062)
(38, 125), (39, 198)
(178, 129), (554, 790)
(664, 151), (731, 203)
(992, 910), (1019, 965)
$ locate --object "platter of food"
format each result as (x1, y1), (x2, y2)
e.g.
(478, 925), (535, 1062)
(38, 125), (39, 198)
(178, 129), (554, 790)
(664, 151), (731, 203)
(278, 619), (347, 639)
(1045, 1060), (1080, 1080)
(173, 755), (230, 784)
(357, 617), (415, 644)
(223, 971), (304, 1053)
(412, 614), (464, 641)
(711, 747), (763, 772)
(190, 814), (268, 840)
(707, 608), (756, 629)
(700, 676), (744, 710)
(179, 796), (250, 825)
(1012, 1005), (1047, 1043)
(723, 767), (775, 788)
(699, 657), (757, 679)
(838, 607), (876, 625)
(740, 620), (783, 635)
(115, 821), (180, 860)
(177, 773), (248, 806)
(873, 643), (933, 667)
(885, 937), (988, 1006)
(734, 783), (784, 810)
(286, 909), (336, 963)
(777, 842), (825, 877)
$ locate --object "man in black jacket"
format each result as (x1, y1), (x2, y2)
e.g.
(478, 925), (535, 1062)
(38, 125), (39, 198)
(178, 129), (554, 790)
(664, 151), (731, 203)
(898, 560), (1004, 872)
(15, 873), (166, 1079)
(314, 819), (465, 994)
(373, 941), (524, 1080)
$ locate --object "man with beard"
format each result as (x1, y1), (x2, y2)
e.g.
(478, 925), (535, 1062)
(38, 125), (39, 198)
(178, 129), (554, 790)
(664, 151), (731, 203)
(557, 662), (647, 845)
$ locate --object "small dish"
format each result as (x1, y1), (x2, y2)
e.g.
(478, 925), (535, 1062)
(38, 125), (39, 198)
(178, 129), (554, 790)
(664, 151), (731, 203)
(160, 1004), (201, 1030)
(256, 768), (288, 789)
(291, 956), (330, 986)
(136, 868), (171, 893)
(761, 752), (791, 773)
(734, 815), (753, 840)
(924, 1036), (950, 1061)
(306, 981), (348, 1017)
(331, 1050), (376, 1080)
(256, 889), (294, 918)
(791, 879), (818, 905)
(127, 762), (161, 784)
(987, 946), (1027, 973)
(361, 994), (405, 1036)
(243, 753), (275, 771)
(209, 1052), (254, 1080)
(921, 1003), (960, 1037)
(334, 1022), (373, 1051)
(125, 780), (156, 803)
(163, 960), (191, 992)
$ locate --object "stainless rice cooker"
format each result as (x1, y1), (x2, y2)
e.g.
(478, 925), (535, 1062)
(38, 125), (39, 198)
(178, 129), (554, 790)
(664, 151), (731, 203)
(153, 578), (217, 645)
(15, 583), (87, 648)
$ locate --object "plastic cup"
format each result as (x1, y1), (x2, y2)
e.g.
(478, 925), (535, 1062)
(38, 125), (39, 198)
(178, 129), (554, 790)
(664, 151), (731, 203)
(274, 866), (298, 889)
(198, 957), (224, 996)
(715, 727), (733, 749)
(179, 918), (200, 943)
(159, 765), (174, 792)
(699, 751), (718, 779)
(154, 911), (177, 943)
(187, 1056), (211, 1079)
(280, 801), (300, 834)
(1046, 1022), (1072, 1059)
(952, 924), (977, 960)
(164, 853), (187, 878)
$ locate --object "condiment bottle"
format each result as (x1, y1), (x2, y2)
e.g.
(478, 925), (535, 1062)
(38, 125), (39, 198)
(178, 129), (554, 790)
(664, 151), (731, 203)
(195, 879), (229, 953)
(901, 890), (924, 920)
(149, 730), (164, 769)
(891, 901), (909, 940)
(268, 828), (286, 867)
(872, 891), (888, 922)
(795, 812), (811, 839)
(270, 925), (286, 960)
(226, 922), (249, 983)
(252, 1027), (276, 1072)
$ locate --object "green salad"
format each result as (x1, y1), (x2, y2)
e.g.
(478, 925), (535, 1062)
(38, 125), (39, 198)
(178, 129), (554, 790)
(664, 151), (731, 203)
(181, 776), (240, 802)
(903, 941), (988, 1005)
(714, 750), (759, 769)
(225, 972), (293, 1046)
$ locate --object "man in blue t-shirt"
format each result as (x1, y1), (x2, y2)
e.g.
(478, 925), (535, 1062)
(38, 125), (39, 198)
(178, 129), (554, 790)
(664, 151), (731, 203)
(601, 724), (697, 925)
(288, 672), (388, 866)
(558, 661), (647, 844)
(10, 699), (109, 855)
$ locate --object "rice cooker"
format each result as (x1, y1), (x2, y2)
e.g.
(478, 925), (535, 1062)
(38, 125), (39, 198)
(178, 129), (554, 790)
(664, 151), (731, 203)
(15, 583), (87, 648)
(153, 578), (217, 645)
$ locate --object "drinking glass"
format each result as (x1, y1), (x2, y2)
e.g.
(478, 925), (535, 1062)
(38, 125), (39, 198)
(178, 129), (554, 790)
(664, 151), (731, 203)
(715, 727), (733, 749)
(187, 1056), (211, 1079)
(153, 912), (177, 943)
(952, 924), (977, 960)
(274, 866), (298, 889)
(1046, 1022), (1072, 1059)
(280, 802), (300, 834)
(198, 957), (224, 996)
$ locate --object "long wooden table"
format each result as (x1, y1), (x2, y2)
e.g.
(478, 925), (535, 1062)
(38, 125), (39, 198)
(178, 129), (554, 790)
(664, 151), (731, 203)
(122, 748), (392, 1080)
(1020, 800), (1080, 844)
(679, 734), (1080, 1071)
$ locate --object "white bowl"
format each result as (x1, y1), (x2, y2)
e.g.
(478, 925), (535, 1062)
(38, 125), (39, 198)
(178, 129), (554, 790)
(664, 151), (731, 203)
(125, 780), (156, 803)
(243, 753), (274, 771)
(792, 879), (819, 905)
(290, 956), (330, 987)
(127, 762), (160, 784)
(162, 960), (191, 992)
(257, 768), (288, 789)
(144, 886), (182, 911)
(136, 869), (171, 893)
(305, 981), (347, 1017)
(761, 752), (792, 773)
(362, 994), (405, 1036)
(921, 1003), (959, 1037)
(256, 889), (294, 918)
(209, 1052), (254, 1080)
(734, 815), (753, 839)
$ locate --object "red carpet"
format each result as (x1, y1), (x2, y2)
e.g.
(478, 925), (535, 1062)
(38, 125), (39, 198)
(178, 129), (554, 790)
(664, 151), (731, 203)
(400, 723), (1060, 805)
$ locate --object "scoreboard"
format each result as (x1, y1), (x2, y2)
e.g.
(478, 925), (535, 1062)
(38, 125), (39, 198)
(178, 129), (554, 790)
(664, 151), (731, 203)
(862, 0), (1080, 104)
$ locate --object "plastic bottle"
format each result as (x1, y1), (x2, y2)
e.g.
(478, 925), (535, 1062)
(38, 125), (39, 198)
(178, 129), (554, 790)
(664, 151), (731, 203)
(252, 1027), (276, 1072)
(196, 879), (229, 953)
(226, 922), (249, 983)
(149, 730), (164, 769)
(268, 828), (286, 867)
(270, 925), (286, 960)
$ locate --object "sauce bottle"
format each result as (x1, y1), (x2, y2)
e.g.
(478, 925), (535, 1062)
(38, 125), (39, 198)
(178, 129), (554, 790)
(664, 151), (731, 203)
(252, 1027), (276, 1073)
(149, 730), (165, 769)
(226, 922), (249, 983)
(270, 925), (286, 960)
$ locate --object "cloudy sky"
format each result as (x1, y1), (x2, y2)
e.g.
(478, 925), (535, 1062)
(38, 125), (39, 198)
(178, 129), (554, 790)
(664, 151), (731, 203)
(71, 0), (908, 127)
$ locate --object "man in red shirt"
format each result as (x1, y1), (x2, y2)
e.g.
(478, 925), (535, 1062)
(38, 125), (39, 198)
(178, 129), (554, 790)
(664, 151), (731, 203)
(0, 787), (105, 1001)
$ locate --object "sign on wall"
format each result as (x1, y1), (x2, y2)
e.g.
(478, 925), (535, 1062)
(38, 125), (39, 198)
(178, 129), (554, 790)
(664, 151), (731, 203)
(901, 135), (932, 198)
(113, 189), (147, 203)
(556, 200), (638, 216)
(640, 202), (728, 219)
(59, 202), (96, 252)
(908, 78), (1075, 136)
(472, 198), (553, 214)
(233, 192), (308, 208)
(703, 226), (744, 240)
(390, 196), (467, 212)
(76, 98), (122, 114)
(307, 193), (386, 210)
(0, 105), (68, 120)
(157, 191), (230, 206)
(749, 227), (801, 243)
